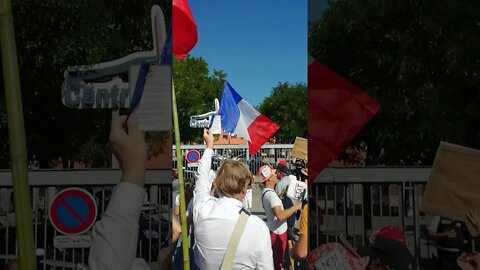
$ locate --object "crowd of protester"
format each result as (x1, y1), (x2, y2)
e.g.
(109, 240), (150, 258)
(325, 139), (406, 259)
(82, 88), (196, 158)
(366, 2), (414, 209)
(83, 115), (480, 270)
(5, 116), (480, 270)
(85, 116), (308, 270)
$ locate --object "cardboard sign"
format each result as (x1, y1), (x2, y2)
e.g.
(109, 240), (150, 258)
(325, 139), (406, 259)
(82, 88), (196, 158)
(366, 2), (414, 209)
(421, 142), (480, 235)
(291, 137), (307, 162)
(314, 250), (351, 270)
(457, 253), (480, 270)
(308, 243), (369, 270)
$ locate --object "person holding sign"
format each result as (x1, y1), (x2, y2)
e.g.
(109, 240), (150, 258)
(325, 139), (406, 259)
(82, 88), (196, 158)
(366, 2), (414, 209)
(427, 215), (470, 270)
(192, 129), (274, 269)
(89, 115), (172, 270)
(258, 165), (303, 270)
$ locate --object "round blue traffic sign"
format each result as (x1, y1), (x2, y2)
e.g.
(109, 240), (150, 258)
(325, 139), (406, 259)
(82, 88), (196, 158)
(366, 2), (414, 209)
(49, 188), (97, 235)
(186, 150), (201, 163)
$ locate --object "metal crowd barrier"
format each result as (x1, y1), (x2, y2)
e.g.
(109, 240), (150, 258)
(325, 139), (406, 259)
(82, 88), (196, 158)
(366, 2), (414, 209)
(310, 167), (447, 269)
(0, 169), (171, 269)
(172, 144), (295, 177)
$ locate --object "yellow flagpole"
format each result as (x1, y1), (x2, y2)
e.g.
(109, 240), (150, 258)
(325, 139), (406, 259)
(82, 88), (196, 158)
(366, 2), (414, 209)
(0, 0), (37, 269)
(172, 80), (190, 269)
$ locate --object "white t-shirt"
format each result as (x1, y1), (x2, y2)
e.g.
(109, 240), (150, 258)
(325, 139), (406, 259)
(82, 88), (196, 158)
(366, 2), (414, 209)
(262, 188), (288, 235)
(275, 175), (297, 199)
(243, 188), (253, 211)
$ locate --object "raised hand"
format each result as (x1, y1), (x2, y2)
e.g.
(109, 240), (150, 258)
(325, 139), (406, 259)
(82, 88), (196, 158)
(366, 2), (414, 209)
(109, 114), (147, 186)
(203, 128), (214, 149)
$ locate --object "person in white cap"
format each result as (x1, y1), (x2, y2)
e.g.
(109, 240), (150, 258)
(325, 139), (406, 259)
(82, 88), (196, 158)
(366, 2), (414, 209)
(258, 165), (302, 270)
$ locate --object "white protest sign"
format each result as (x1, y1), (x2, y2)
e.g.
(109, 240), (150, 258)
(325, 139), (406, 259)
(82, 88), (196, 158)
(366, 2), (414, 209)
(211, 98), (222, 134)
(210, 115), (222, 134)
(129, 65), (171, 131)
(314, 248), (352, 270)
(286, 179), (308, 202)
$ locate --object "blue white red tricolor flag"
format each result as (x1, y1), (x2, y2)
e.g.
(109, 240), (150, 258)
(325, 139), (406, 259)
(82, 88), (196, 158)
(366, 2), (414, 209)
(219, 82), (280, 156)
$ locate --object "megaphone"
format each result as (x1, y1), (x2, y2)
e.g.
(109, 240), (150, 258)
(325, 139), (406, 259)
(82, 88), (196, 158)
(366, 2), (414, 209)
(189, 111), (217, 129)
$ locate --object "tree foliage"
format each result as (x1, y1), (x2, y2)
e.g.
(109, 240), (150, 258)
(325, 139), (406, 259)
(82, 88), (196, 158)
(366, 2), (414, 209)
(309, 0), (480, 165)
(257, 82), (307, 144)
(0, 0), (171, 168)
(173, 56), (226, 143)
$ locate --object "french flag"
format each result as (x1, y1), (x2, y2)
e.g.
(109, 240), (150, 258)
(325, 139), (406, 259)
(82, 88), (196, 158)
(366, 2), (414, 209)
(219, 82), (280, 156)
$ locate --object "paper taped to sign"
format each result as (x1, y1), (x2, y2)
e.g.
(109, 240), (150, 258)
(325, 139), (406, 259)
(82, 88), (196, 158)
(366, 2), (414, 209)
(210, 115), (222, 134)
(314, 250), (352, 270)
(291, 137), (307, 162)
(421, 142), (480, 235)
(54, 235), (91, 248)
(129, 65), (172, 131)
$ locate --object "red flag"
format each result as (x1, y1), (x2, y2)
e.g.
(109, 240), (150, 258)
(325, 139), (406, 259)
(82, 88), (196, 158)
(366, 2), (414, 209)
(173, 0), (198, 60)
(308, 59), (380, 182)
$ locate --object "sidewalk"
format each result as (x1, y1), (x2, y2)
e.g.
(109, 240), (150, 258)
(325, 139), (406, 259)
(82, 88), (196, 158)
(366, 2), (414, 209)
(250, 179), (267, 221)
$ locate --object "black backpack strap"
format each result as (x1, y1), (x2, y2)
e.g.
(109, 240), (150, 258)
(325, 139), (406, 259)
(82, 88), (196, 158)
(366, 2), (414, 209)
(261, 189), (274, 210)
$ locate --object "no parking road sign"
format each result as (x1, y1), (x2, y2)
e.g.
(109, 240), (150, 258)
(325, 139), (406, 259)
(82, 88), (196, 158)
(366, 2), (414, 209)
(49, 188), (97, 235)
(186, 150), (201, 163)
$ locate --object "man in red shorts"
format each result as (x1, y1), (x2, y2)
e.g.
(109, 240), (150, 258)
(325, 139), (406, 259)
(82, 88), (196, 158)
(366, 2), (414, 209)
(259, 165), (302, 270)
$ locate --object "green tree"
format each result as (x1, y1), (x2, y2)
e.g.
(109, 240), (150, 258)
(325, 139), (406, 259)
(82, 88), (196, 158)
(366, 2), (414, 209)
(309, 0), (480, 165)
(0, 0), (171, 168)
(173, 56), (227, 143)
(257, 82), (307, 143)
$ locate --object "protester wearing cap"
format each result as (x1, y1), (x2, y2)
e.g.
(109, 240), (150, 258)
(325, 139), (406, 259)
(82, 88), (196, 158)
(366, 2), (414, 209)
(293, 159), (307, 182)
(358, 238), (414, 270)
(274, 162), (295, 196)
(273, 161), (300, 268)
(193, 129), (273, 269)
(259, 165), (302, 270)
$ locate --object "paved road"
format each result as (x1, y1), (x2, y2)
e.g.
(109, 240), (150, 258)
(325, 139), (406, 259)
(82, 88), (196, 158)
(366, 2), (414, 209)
(250, 181), (267, 221)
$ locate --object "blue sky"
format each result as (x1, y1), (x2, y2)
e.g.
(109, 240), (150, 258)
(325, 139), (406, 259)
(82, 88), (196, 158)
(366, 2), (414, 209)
(188, 1), (307, 106)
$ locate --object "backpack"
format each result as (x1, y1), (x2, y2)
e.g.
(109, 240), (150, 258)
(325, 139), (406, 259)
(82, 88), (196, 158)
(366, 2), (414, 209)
(281, 197), (295, 228)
